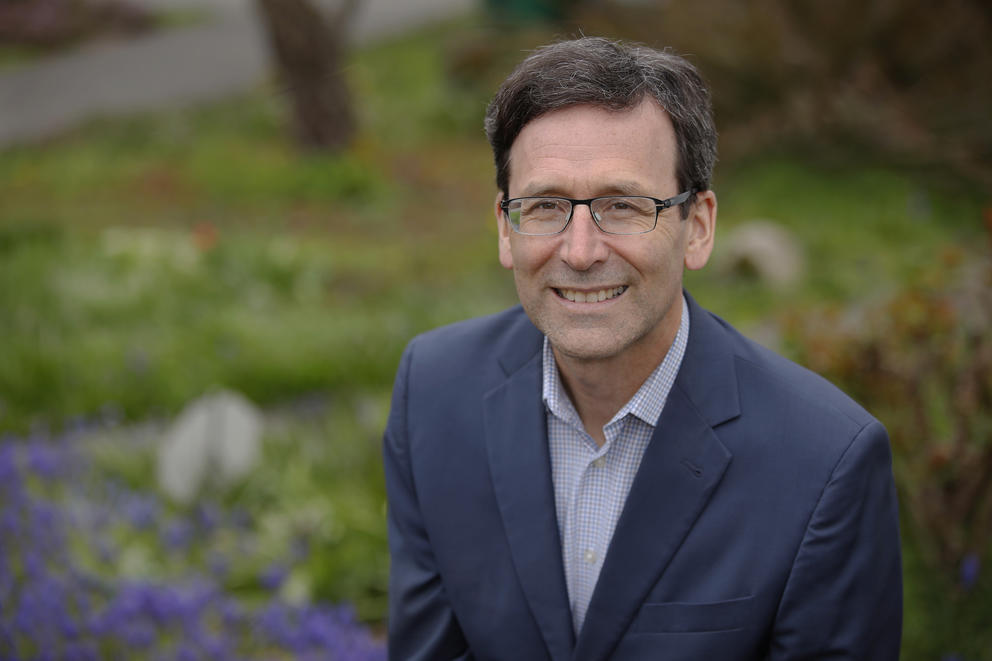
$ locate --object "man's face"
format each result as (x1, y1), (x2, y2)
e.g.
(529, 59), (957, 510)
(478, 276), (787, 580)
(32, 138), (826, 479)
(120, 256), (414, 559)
(496, 99), (716, 366)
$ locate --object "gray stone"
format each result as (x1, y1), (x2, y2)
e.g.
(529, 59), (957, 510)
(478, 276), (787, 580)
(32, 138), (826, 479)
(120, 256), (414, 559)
(718, 220), (805, 289)
(157, 389), (263, 504)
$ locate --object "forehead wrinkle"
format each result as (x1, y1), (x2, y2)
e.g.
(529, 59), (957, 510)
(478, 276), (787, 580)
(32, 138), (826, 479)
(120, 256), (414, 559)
(514, 150), (657, 196)
(528, 138), (625, 161)
(507, 143), (604, 190)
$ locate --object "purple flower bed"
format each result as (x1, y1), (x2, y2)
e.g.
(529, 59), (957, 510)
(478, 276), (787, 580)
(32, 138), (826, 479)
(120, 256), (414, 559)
(0, 429), (385, 660)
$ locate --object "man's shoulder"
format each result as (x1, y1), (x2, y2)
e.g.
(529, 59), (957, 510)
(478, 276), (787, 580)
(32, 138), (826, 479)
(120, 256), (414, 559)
(693, 303), (876, 430)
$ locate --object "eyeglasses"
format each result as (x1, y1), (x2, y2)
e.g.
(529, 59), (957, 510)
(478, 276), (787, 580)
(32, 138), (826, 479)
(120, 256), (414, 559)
(500, 191), (695, 236)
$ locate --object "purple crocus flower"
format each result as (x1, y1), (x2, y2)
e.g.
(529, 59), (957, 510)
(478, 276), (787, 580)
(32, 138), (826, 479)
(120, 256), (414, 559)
(25, 440), (62, 479)
(162, 518), (194, 550)
(123, 492), (159, 530)
(0, 440), (23, 498)
(960, 552), (980, 591)
(63, 642), (100, 661)
(260, 562), (288, 591)
(195, 502), (221, 532)
(120, 619), (156, 649)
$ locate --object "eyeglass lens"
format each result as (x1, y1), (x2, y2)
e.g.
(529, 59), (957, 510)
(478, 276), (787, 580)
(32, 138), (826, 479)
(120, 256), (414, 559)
(507, 196), (658, 235)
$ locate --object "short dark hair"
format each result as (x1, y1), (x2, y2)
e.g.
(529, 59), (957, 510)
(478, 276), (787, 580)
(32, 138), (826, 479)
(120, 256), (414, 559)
(484, 37), (717, 217)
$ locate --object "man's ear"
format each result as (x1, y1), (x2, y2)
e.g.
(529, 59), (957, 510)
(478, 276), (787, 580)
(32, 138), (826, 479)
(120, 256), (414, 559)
(684, 190), (717, 271)
(495, 192), (514, 270)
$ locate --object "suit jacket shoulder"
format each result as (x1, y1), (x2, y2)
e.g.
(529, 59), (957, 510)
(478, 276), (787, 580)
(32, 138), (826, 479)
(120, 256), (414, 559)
(681, 297), (876, 442)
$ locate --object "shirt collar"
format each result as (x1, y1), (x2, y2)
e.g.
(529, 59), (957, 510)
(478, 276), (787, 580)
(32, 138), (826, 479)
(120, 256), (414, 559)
(542, 294), (690, 428)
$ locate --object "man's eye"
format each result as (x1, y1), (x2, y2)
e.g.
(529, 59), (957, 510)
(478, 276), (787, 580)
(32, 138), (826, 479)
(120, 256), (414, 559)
(524, 200), (565, 215)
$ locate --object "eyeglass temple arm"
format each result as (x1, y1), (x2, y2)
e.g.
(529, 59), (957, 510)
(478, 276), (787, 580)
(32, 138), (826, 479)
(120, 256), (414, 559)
(657, 189), (695, 210)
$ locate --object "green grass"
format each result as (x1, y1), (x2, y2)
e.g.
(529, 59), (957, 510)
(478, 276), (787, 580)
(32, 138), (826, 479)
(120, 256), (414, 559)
(1, 89), (983, 431)
(153, 7), (211, 30)
(686, 156), (986, 331)
(901, 524), (992, 661)
(0, 222), (512, 430)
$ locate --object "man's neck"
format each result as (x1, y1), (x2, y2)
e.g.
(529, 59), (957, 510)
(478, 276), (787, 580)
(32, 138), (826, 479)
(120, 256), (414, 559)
(553, 316), (680, 446)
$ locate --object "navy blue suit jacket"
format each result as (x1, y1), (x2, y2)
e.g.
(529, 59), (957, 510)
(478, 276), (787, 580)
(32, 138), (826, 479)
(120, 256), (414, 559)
(383, 294), (902, 660)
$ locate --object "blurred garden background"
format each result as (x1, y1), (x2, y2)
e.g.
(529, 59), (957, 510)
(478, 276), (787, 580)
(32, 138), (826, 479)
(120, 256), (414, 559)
(0, 0), (990, 658)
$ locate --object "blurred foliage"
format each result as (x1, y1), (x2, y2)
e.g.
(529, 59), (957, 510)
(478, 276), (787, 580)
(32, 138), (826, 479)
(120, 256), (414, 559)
(0, 221), (510, 432)
(0, 0), (207, 71)
(783, 244), (992, 661)
(0, 409), (386, 658)
(786, 249), (992, 572)
(568, 0), (992, 189)
(0, 0), (154, 50)
(687, 156), (984, 328)
(79, 392), (391, 623)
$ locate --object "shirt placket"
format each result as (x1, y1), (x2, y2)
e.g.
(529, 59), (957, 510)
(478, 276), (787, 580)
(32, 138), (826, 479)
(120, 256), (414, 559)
(568, 420), (623, 631)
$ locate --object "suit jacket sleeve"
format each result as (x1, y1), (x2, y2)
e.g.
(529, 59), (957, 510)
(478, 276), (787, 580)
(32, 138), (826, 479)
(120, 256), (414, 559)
(770, 420), (902, 659)
(383, 340), (475, 661)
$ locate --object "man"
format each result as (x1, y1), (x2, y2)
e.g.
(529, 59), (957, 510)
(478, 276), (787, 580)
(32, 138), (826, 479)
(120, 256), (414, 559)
(383, 37), (902, 661)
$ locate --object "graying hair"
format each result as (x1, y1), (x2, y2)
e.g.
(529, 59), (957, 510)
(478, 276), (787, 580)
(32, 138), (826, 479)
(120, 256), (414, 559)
(484, 37), (717, 217)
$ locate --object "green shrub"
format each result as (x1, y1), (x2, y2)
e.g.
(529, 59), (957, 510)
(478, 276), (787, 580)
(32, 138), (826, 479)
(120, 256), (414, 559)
(784, 246), (992, 660)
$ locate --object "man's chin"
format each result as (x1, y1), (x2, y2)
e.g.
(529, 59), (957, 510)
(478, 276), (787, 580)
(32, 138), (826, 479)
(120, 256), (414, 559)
(547, 330), (627, 363)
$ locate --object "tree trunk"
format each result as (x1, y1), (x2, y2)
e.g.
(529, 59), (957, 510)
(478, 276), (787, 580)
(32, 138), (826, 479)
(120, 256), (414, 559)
(256, 0), (357, 150)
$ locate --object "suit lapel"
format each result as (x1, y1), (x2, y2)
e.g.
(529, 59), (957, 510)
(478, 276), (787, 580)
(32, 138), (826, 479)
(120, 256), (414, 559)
(572, 294), (740, 661)
(485, 345), (575, 661)
(572, 387), (732, 660)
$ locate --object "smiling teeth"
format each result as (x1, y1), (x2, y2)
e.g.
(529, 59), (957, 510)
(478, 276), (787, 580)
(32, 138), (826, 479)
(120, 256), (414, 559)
(558, 286), (626, 303)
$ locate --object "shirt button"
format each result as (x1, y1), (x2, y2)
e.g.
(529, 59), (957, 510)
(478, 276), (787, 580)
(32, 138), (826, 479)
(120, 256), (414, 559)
(583, 549), (597, 565)
(592, 457), (606, 469)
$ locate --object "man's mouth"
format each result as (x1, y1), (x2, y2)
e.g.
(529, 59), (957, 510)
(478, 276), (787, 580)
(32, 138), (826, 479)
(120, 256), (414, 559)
(554, 286), (627, 303)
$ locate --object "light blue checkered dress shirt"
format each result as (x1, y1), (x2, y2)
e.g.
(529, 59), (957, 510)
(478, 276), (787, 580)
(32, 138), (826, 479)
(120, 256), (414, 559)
(543, 294), (690, 634)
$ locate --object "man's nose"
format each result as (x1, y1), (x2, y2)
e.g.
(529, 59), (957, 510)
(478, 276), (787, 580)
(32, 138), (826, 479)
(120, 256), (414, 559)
(559, 203), (610, 271)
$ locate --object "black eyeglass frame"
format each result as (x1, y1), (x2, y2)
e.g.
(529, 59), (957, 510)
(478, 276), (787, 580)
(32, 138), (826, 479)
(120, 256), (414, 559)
(500, 190), (696, 236)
